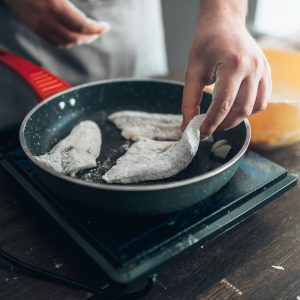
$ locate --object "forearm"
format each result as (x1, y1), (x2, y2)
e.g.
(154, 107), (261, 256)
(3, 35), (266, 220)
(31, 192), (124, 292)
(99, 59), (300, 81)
(199, 0), (248, 25)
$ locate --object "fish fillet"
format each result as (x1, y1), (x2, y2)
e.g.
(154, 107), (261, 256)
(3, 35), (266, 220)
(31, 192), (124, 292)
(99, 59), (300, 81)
(102, 115), (205, 184)
(34, 121), (101, 177)
(108, 110), (182, 141)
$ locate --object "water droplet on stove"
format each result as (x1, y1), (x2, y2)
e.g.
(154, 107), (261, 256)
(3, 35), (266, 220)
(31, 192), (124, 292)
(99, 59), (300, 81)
(168, 220), (176, 226)
(55, 263), (63, 269)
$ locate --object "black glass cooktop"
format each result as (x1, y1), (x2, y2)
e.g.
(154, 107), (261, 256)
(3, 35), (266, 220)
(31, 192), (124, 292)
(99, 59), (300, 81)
(0, 140), (297, 285)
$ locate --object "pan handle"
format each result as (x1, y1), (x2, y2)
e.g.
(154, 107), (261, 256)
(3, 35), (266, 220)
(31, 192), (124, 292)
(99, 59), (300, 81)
(0, 48), (71, 102)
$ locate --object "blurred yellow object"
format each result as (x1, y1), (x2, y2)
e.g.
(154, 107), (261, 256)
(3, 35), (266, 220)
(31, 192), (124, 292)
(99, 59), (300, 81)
(205, 49), (300, 150)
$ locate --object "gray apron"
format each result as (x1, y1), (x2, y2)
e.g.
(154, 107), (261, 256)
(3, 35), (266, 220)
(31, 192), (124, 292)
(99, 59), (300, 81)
(0, 0), (167, 130)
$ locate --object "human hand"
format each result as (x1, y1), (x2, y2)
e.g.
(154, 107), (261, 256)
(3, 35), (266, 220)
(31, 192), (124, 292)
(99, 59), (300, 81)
(6, 0), (110, 47)
(181, 1), (271, 139)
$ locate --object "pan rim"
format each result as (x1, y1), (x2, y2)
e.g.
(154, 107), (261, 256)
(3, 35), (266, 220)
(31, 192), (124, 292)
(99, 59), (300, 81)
(19, 78), (251, 192)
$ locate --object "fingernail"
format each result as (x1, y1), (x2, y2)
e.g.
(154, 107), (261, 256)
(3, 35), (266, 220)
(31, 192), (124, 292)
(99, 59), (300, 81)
(200, 134), (209, 141)
(88, 19), (111, 33)
(98, 21), (111, 33)
(181, 121), (186, 132)
(181, 115), (194, 130)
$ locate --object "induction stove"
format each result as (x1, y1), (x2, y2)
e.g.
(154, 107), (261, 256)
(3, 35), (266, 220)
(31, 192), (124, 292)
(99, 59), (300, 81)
(0, 137), (297, 286)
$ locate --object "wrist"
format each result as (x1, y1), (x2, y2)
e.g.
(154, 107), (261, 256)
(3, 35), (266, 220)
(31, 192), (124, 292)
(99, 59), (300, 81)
(199, 0), (247, 26)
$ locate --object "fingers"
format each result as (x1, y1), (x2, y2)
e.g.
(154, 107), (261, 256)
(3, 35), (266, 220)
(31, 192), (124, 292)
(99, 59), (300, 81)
(252, 78), (269, 113)
(200, 66), (243, 138)
(217, 77), (258, 131)
(218, 59), (271, 131)
(6, 0), (110, 46)
(57, 0), (110, 35)
(37, 0), (110, 46)
(38, 25), (95, 47)
(252, 59), (272, 113)
(181, 71), (205, 130)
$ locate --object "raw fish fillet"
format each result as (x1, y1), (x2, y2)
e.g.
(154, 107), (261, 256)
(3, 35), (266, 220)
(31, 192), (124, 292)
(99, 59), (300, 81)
(34, 121), (101, 177)
(102, 115), (205, 183)
(108, 110), (182, 141)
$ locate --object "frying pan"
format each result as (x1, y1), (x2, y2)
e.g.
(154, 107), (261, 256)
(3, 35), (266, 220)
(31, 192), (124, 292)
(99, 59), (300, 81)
(0, 48), (250, 215)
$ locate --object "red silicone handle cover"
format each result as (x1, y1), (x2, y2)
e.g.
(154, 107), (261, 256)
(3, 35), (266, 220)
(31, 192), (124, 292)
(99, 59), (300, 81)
(0, 48), (72, 102)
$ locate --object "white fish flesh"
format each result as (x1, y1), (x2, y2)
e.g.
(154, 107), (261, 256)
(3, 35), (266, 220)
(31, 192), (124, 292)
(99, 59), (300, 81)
(108, 110), (182, 141)
(34, 121), (101, 177)
(102, 114), (205, 184)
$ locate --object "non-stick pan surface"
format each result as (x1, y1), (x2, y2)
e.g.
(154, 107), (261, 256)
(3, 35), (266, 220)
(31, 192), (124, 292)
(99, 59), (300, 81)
(1, 49), (250, 214)
(23, 79), (248, 183)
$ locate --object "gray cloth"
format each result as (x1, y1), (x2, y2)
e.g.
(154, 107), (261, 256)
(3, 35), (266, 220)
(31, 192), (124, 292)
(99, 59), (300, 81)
(0, 0), (167, 130)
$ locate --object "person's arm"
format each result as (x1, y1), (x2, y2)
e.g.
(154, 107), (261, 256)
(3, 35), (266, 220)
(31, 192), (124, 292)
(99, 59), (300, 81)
(182, 0), (271, 138)
(5, 0), (110, 47)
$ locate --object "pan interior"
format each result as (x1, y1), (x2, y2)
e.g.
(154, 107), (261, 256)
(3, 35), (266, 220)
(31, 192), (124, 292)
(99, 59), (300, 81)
(23, 80), (247, 186)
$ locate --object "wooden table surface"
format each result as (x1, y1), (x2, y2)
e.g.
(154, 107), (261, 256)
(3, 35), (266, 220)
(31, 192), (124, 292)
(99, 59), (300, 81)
(1, 139), (300, 300)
